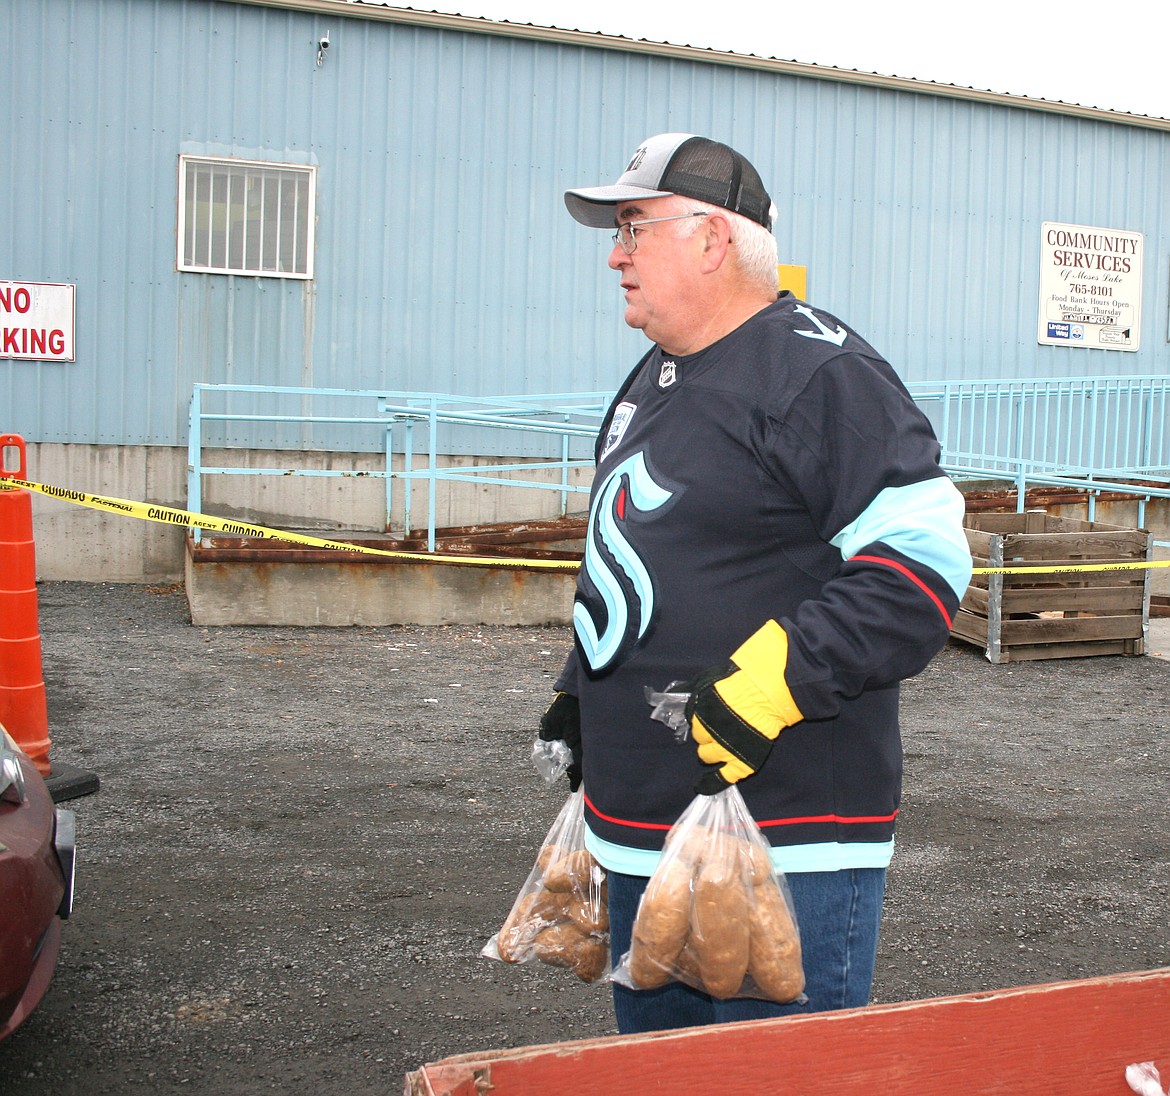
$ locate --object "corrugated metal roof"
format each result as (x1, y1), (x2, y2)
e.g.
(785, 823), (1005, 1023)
(234, 0), (1170, 131)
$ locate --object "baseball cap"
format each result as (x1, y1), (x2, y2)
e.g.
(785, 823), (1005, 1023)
(564, 133), (774, 231)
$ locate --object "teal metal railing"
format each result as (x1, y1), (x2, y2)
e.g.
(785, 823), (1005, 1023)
(906, 375), (1170, 539)
(188, 377), (1170, 551)
(908, 374), (1170, 476)
(187, 385), (610, 550)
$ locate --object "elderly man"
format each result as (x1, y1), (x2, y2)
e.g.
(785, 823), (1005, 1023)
(541, 133), (971, 1034)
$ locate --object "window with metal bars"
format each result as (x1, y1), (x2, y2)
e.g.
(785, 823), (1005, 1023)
(177, 156), (316, 279)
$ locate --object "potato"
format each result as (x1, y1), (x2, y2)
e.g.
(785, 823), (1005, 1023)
(627, 857), (692, 989)
(532, 921), (583, 966)
(672, 936), (702, 985)
(530, 888), (570, 922)
(747, 879), (805, 1003)
(569, 932), (609, 983)
(564, 891), (608, 933)
(497, 892), (542, 961)
(741, 839), (774, 885)
(691, 859), (751, 998)
(544, 849), (597, 893)
(496, 888), (566, 961)
(627, 940), (672, 989)
(536, 843), (566, 874)
(532, 922), (608, 982)
(664, 821), (711, 866)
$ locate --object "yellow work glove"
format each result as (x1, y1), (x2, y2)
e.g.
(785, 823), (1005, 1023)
(682, 620), (804, 795)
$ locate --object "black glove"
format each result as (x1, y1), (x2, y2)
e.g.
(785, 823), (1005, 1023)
(539, 691), (582, 791)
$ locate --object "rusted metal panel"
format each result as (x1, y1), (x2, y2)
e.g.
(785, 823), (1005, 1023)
(183, 522), (581, 625)
(188, 516), (585, 564)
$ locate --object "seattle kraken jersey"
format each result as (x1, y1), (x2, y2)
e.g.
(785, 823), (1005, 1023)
(561, 293), (970, 865)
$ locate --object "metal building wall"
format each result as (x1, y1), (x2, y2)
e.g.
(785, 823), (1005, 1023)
(4, 0), (1169, 451)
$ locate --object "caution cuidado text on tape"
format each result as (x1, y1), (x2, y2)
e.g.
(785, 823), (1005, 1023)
(0, 477), (580, 572)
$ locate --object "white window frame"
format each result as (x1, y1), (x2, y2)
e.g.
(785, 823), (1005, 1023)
(177, 155), (317, 280)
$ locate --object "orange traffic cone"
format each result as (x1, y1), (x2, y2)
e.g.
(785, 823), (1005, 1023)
(0, 433), (52, 776)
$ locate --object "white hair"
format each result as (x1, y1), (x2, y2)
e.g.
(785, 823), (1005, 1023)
(673, 197), (780, 292)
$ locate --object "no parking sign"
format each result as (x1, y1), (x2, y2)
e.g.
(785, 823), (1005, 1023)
(1, 281), (76, 362)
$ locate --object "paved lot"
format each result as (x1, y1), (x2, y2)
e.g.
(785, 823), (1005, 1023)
(1147, 616), (1170, 660)
(1, 582), (1168, 1094)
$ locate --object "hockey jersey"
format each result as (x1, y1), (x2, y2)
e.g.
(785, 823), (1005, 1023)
(558, 293), (972, 876)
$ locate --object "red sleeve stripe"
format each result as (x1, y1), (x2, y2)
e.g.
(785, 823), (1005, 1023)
(850, 553), (953, 629)
(586, 792), (898, 833)
(583, 791), (673, 831)
(754, 809), (898, 828)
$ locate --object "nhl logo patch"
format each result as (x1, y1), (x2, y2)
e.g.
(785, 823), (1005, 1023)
(658, 360), (677, 388)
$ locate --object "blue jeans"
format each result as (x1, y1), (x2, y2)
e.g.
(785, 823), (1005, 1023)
(608, 867), (886, 1034)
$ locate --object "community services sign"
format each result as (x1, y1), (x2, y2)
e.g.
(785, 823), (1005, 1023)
(1037, 222), (1142, 351)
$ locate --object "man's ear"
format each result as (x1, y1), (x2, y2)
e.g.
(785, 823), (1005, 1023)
(699, 213), (733, 273)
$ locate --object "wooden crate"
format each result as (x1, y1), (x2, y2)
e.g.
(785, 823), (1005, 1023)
(951, 511), (1152, 663)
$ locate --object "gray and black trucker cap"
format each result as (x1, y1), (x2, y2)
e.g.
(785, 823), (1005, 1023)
(564, 133), (774, 231)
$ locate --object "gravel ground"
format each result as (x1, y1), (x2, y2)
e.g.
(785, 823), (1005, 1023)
(1, 581), (1168, 1094)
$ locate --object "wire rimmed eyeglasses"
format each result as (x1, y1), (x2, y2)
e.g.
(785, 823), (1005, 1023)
(612, 211), (708, 254)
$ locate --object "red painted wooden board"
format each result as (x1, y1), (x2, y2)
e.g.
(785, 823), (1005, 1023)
(405, 968), (1170, 1095)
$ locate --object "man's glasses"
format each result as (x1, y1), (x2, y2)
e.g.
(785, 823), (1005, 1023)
(612, 211), (708, 254)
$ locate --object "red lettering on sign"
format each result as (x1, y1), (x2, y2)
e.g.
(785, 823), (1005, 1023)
(0, 287), (33, 314)
(1, 327), (69, 358)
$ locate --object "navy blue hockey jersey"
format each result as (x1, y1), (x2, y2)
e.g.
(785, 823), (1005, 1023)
(559, 294), (972, 875)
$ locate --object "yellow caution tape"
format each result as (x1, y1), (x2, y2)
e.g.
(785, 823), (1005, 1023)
(0, 478), (582, 573)
(3, 477), (1166, 578)
(973, 560), (1169, 576)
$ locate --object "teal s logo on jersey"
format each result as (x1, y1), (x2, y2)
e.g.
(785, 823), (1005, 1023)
(574, 451), (674, 674)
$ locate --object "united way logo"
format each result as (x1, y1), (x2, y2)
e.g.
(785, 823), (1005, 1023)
(574, 452), (674, 674)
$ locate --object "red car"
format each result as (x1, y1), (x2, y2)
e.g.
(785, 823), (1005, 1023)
(0, 725), (75, 1040)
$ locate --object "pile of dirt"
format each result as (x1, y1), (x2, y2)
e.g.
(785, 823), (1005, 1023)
(1, 581), (1166, 1094)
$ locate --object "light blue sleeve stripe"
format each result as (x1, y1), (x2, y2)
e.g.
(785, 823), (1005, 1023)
(583, 829), (663, 877)
(830, 478), (972, 598)
(772, 839), (894, 874)
(584, 825), (895, 877)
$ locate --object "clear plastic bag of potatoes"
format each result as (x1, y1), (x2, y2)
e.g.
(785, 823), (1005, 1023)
(612, 786), (805, 1002)
(481, 789), (610, 984)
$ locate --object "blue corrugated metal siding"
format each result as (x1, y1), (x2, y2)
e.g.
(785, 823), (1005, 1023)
(4, 0), (1169, 450)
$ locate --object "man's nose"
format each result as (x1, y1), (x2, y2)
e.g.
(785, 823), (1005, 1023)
(608, 242), (630, 270)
